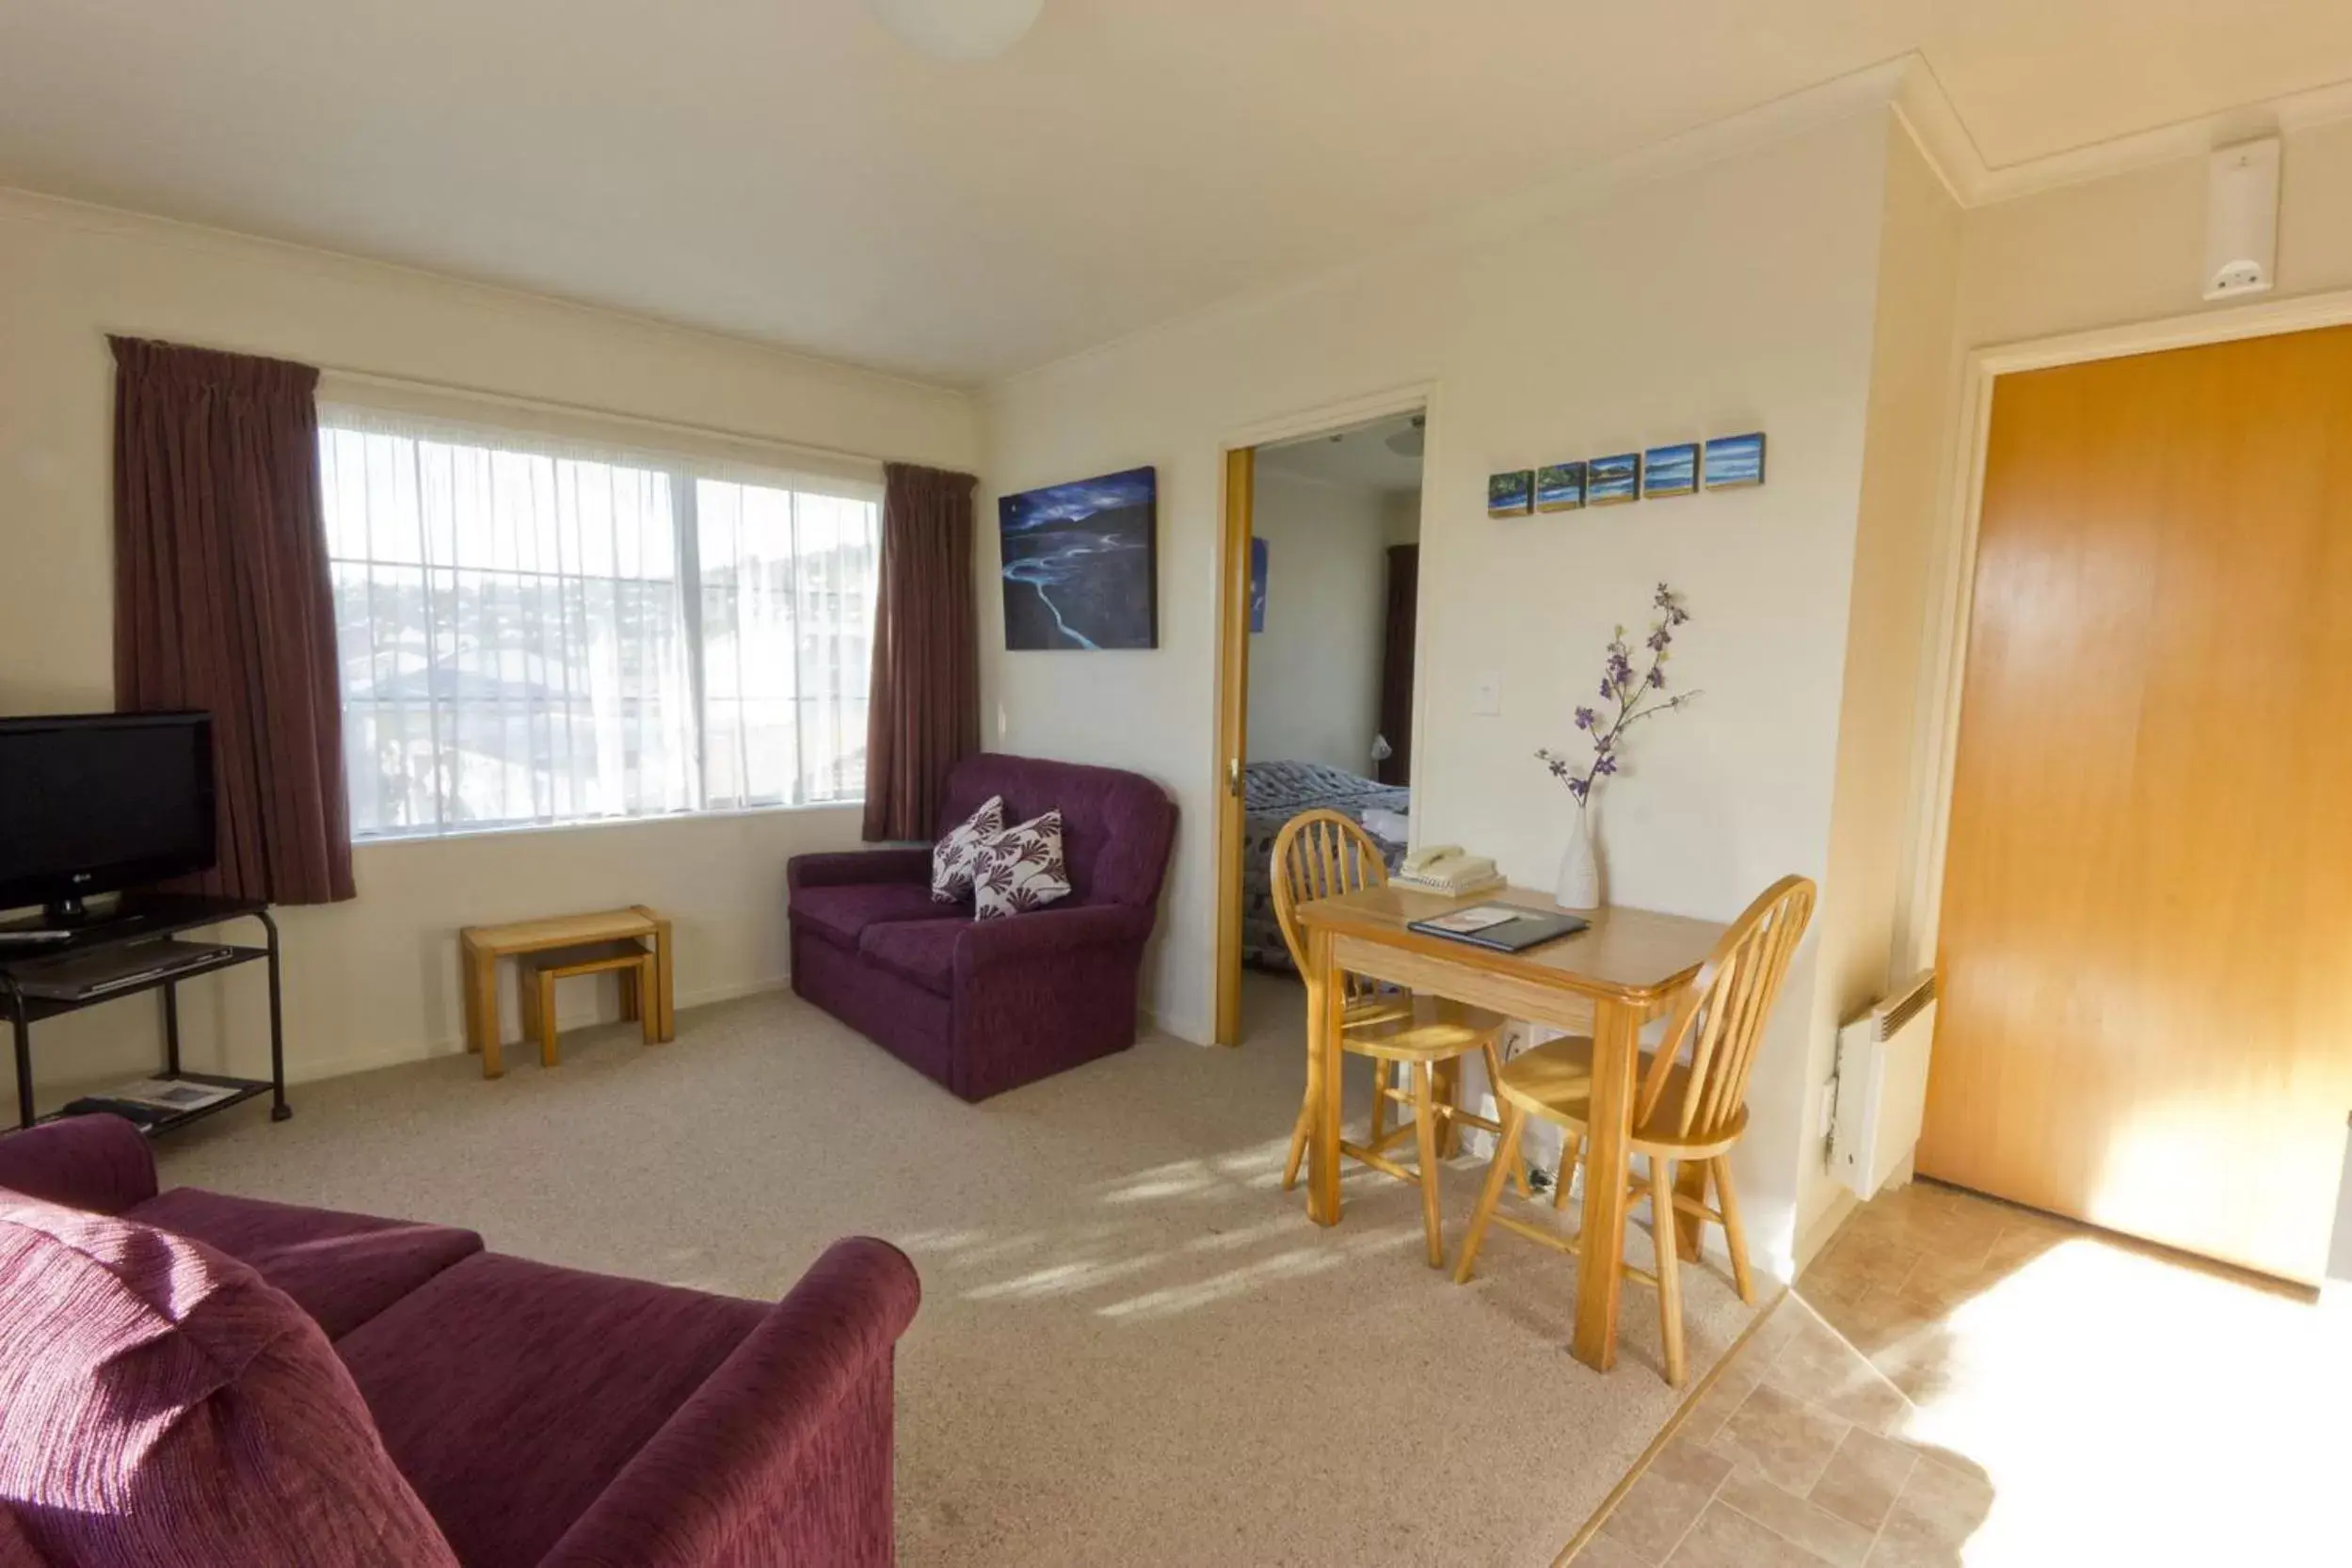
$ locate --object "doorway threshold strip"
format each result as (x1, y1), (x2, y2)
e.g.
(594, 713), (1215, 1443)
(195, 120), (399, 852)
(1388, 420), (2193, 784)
(1550, 1288), (1789, 1566)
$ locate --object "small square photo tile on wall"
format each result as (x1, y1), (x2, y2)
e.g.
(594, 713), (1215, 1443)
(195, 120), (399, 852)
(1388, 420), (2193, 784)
(1643, 442), (1698, 499)
(1488, 470), (1534, 517)
(1704, 432), (1768, 489)
(1535, 461), (1586, 512)
(1587, 453), (1640, 506)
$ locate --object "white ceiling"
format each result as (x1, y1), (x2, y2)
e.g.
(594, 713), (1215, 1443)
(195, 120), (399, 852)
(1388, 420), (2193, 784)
(4, 2), (2350, 385)
(1257, 413), (1425, 494)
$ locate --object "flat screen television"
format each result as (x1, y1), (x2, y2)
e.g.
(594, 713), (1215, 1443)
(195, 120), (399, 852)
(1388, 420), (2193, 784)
(0, 712), (216, 921)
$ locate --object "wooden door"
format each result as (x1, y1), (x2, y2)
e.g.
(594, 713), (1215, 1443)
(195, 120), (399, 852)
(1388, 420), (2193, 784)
(1922, 326), (2352, 1285)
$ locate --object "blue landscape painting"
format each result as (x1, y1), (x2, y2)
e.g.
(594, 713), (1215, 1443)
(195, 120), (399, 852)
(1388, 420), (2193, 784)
(1249, 536), (1268, 633)
(1588, 453), (1640, 506)
(1704, 432), (1768, 489)
(1644, 442), (1699, 499)
(999, 467), (1158, 650)
(1536, 461), (1586, 512)
(1488, 470), (1534, 517)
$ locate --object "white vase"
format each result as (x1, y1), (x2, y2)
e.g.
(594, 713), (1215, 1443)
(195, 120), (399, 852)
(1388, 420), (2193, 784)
(1555, 807), (1601, 910)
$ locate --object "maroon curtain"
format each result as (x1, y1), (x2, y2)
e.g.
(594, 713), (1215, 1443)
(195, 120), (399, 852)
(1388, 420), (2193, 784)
(1376, 544), (1418, 786)
(862, 462), (980, 841)
(111, 337), (354, 904)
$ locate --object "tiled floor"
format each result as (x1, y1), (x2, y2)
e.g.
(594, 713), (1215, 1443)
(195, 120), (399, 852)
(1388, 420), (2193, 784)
(1577, 1177), (2351, 1566)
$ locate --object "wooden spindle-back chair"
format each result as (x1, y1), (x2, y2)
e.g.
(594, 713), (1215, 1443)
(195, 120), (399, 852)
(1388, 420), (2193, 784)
(1269, 810), (1526, 1266)
(1451, 874), (1816, 1382)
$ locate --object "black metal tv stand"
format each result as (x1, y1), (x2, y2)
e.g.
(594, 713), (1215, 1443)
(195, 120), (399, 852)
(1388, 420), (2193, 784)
(1, 893), (289, 1134)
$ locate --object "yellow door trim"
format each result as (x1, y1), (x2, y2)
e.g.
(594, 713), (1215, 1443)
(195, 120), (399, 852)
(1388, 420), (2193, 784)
(1212, 446), (1254, 1047)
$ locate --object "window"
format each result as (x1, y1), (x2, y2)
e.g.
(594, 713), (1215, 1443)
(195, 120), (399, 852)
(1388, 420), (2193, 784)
(319, 409), (880, 840)
(694, 479), (877, 811)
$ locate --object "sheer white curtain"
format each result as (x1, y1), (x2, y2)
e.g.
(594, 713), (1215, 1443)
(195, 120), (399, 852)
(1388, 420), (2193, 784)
(695, 478), (880, 808)
(321, 408), (697, 838)
(318, 404), (882, 839)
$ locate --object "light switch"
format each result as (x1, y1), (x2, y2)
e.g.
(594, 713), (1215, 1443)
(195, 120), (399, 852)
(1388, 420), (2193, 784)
(996, 702), (1009, 740)
(1471, 671), (1502, 716)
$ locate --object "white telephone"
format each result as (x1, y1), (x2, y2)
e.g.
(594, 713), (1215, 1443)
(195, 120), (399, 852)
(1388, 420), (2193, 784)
(1395, 844), (1502, 894)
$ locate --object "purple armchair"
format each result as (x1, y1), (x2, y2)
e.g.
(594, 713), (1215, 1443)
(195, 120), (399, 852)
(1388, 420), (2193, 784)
(0, 1114), (920, 1568)
(788, 753), (1177, 1102)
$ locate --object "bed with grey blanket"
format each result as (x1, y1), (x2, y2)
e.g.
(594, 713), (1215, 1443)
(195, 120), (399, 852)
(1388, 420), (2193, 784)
(1241, 760), (1410, 975)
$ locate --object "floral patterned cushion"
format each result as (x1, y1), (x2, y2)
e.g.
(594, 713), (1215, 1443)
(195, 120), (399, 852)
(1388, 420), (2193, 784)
(932, 794), (1007, 904)
(971, 809), (1073, 920)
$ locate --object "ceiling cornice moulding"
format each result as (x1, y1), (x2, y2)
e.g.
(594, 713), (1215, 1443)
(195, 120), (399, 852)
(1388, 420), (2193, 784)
(995, 58), (1917, 390)
(0, 184), (976, 402)
(1896, 56), (2352, 208)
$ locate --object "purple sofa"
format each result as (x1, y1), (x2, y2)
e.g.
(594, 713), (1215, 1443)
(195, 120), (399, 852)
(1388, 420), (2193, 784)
(789, 753), (1177, 1102)
(0, 1114), (920, 1568)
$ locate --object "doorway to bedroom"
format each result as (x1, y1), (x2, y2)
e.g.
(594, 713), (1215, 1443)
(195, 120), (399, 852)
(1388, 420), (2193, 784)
(1213, 408), (1425, 1046)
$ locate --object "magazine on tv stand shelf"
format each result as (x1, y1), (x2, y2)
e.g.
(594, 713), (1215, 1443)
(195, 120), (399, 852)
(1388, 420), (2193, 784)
(57, 1097), (168, 1131)
(56, 1078), (244, 1132)
(100, 1078), (244, 1114)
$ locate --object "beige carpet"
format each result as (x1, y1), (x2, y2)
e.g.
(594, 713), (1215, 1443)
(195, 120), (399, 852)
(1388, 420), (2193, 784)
(156, 973), (1764, 1567)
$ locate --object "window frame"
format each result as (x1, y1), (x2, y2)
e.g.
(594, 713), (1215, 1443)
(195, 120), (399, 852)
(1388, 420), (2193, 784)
(317, 405), (883, 844)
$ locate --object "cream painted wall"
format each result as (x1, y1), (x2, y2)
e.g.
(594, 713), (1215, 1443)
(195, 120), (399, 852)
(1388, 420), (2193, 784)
(2335, 1149), (2352, 1288)
(982, 107), (1905, 1277)
(0, 188), (979, 1096)
(1798, 124), (1963, 1251)
(1381, 488), (1424, 549)
(1244, 471), (1394, 774)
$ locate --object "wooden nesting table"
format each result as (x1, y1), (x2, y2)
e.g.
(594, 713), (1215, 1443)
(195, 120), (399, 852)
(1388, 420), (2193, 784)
(459, 906), (674, 1078)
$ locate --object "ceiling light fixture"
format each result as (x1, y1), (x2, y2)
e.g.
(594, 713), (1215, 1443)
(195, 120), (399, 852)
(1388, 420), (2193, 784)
(865, 0), (1044, 61)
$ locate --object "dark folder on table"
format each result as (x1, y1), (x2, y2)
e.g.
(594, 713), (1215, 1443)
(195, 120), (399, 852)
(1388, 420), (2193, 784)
(1406, 903), (1589, 953)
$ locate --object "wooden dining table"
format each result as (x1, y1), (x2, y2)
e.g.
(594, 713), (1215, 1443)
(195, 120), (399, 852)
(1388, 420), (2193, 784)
(1292, 884), (1726, 1372)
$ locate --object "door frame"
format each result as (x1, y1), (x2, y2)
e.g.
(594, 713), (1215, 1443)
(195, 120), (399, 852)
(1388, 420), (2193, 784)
(1211, 381), (1438, 1047)
(1896, 286), (2352, 977)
